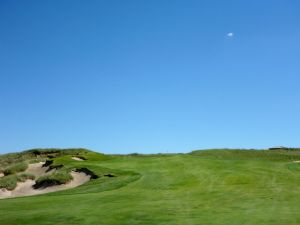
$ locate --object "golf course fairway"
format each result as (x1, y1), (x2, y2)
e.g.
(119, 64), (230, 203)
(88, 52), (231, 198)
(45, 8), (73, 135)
(1, 148), (300, 225)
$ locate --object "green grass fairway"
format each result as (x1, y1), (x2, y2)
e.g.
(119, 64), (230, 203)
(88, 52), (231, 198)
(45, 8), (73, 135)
(1, 149), (300, 225)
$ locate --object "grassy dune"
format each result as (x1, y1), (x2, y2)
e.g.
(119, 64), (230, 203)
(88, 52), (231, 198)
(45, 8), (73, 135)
(1, 149), (300, 225)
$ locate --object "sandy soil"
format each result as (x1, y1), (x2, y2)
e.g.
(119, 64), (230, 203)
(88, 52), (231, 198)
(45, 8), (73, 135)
(71, 157), (84, 161)
(24, 162), (53, 176)
(0, 163), (91, 199)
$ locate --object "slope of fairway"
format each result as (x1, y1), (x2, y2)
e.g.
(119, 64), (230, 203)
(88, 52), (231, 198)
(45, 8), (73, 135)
(1, 149), (300, 225)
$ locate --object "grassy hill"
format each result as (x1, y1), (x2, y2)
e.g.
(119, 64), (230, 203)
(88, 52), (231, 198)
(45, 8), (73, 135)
(1, 148), (300, 225)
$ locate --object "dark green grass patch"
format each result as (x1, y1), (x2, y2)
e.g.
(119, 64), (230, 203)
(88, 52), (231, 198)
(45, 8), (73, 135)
(287, 162), (300, 172)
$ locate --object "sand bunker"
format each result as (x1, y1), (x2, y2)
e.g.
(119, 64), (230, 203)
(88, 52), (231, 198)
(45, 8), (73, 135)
(25, 162), (53, 176)
(72, 157), (84, 161)
(0, 163), (91, 199)
(293, 161), (300, 163)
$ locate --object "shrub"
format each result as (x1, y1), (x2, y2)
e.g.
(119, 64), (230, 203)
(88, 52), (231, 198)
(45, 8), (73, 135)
(0, 175), (17, 190)
(17, 173), (35, 182)
(4, 162), (28, 175)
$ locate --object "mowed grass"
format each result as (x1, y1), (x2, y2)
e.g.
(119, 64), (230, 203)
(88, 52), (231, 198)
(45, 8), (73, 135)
(1, 149), (300, 225)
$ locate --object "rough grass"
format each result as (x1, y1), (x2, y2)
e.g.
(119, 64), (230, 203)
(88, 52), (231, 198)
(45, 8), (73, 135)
(3, 162), (28, 175)
(0, 173), (35, 190)
(34, 171), (73, 189)
(17, 173), (35, 182)
(0, 175), (17, 190)
(0, 148), (106, 167)
(1, 149), (300, 225)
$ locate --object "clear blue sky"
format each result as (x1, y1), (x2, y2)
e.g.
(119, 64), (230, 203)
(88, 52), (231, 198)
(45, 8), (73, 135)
(1, 1), (300, 154)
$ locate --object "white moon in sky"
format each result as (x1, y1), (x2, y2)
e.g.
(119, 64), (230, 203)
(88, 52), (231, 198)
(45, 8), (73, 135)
(227, 32), (234, 37)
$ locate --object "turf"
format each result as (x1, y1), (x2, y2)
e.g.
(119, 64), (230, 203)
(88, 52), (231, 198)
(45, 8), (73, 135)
(1, 149), (300, 225)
